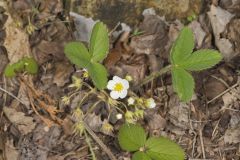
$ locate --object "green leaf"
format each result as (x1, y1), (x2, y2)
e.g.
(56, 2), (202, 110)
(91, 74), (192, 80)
(4, 57), (38, 77)
(89, 22), (109, 62)
(87, 62), (108, 90)
(118, 123), (147, 152)
(179, 49), (222, 71)
(170, 27), (194, 65)
(4, 62), (25, 77)
(22, 57), (38, 74)
(132, 152), (151, 160)
(146, 137), (185, 160)
(14, 60), (25, 72)
(64, 42), (91, 68)
(4, 64), (17, 77)
(172, 67), (194, 102)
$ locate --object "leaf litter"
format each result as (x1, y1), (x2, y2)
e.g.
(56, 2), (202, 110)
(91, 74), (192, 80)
(0, 0), (239, 160)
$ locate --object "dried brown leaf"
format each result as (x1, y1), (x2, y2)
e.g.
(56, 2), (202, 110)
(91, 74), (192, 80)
(4, 10), (31, 64)
(168, 96), (190, 129)
(4, 139), (19, 160)
(3, 107), (36, 135)
(224, 126), (240, 144)
(85, 113), (103, 132)
(53, 61), (74, 87)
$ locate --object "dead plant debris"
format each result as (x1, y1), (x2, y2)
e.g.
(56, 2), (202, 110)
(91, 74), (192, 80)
(0, 0), (239, 160)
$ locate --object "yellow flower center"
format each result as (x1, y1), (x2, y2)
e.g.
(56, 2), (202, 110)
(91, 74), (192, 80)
(114, 83), (123, 92)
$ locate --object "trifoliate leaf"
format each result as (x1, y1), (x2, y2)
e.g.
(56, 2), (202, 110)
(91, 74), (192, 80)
(22, 57), (38, 74)
(89, 22), (109, 62)
(170, 27), (194, 65)
(179, 49), (222, 71)
(87, 62), (108, 90)
(132, 152), (151, 160)
(118, 123), (147, 152)
(146, 137), (185, 160)
(64, 42), (91, 68)
(172, 67), (194, 102)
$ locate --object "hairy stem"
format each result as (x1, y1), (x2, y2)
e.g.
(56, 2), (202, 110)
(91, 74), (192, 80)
(84, 130), (97, 160)
(83, 121), (117, 160)
(138, 65), (172, 87)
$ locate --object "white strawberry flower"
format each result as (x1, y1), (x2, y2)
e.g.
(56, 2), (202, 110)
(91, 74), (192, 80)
(145, 98), (156, 108)
(107, 76), (129, 99)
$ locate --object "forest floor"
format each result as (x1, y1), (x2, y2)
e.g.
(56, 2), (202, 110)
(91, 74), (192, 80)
(0, 0), (239, 160)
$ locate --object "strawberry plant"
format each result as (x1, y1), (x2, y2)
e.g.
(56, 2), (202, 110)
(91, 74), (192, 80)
(141, 27), (222, 102)
(64, 21), (222, 102)
(64, 22), (109, 90)
(118, 123), (185, 160)
(63, 22), (223, 160)
(170, 27), (222, 102)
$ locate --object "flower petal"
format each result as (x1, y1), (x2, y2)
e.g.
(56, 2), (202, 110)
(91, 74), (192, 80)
(110, 91), (120, 99)
(107, 80), (116, 90)
(122, 79), (129, 89)
(150, 101), (156, 108)
(113, 76), (122, 82)
(119, 89), (128, 99)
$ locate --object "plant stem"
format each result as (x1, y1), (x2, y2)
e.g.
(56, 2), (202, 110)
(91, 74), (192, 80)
(83, 121), (117, 160)
(138, 65), (172, 87)
(84, 130), (97, 160)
